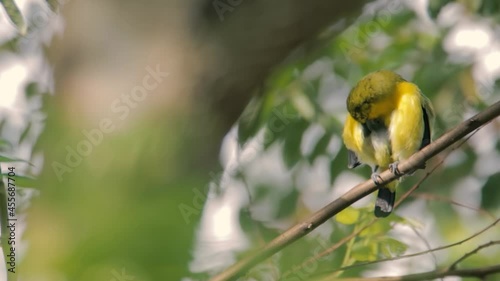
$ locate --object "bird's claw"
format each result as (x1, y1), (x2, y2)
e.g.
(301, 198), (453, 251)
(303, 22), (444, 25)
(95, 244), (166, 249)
(371, 172), (383, 185)
(390, 161), (427, 177)
(389, 161), (402, 176)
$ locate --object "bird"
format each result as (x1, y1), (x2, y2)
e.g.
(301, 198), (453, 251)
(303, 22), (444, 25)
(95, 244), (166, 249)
(342, 70), (434, 217)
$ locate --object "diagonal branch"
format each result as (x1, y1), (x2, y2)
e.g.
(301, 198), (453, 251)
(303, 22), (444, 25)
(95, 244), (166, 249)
(283, 155), (444, 278)
(210, 100), (500, 281)
(449, 240), (500, 270)
(304, 129), (490, 277)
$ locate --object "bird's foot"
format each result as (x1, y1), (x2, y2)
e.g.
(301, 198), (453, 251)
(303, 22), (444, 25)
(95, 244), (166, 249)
(390, 161), (427, 176)
(371, 172), (383, 186)
(389, 161), (402, 176)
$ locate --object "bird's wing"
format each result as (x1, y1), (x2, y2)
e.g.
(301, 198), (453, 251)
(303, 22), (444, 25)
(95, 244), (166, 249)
(420, 106), (431, 149)
(389, 82), (427, 161)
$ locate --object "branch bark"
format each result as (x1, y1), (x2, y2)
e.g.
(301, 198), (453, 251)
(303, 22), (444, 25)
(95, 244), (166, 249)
(210, 100), (500, 281)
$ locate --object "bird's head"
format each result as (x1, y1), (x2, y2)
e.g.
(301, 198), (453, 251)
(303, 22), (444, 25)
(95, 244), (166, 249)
(346, 70), (404, 123)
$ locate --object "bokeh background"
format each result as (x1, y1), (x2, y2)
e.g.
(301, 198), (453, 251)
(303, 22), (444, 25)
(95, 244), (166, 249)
(0, 0), (499, 280)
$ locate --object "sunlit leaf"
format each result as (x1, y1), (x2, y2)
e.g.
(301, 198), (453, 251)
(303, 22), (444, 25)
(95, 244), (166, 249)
(379, 237), (408, 258)
(336, 206), (360, 225)
(351, 242), (377, 261)
(360, 218), (391, 237)
(290, 90), (316, 121)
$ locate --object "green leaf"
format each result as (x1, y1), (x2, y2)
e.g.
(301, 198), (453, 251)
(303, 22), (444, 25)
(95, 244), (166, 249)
(282, 131), (302, 168)
(360, 218), (392, 237)
(0, 138), (12, 151)
(0, 154), (31, 164)
(427, 0), (454, 19)
(275, 189), (299, 219)
(479, 0), (500, 16)
(329, 147), (348, 185)
(336, 207), (360, 225)
(379, 237), (408, 258)
(481, 172), (500, 210)
(290, 90), (316, 120)
(263, 104), (300, 149)
(2, 173), (37, 188)
(351, 242), (377, 261)
(45, 0), (58, 12)
(308, 131), (332, 164)
(25, 82), (39, 99)
(237, 97), (264, 145)
(0, 0), (27, 34)
(282, 119), (308, 168)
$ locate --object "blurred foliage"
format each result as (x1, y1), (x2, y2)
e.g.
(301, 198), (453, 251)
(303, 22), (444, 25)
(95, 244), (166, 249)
(0, 0), (26, 34)
(229, 0), (500, 279)
(1, 0), (500, 280)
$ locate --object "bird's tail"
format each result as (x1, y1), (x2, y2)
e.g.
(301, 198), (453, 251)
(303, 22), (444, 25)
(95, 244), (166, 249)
(374, 182), (396, 218)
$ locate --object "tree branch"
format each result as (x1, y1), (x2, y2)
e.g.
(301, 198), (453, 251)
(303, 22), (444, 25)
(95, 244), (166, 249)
(283, 156), (444, 278)
(210, 100), (500, 281)
(287, 131), (485, 278)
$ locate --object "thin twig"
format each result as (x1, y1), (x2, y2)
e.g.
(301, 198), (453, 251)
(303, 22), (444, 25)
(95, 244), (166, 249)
(321, 264), (500, 281)
(408, 224), (439, 270)
(449, 240), (500, 270)
(411, 193), (497, 221)
(210, 100), (500, 281)
(320, 218), (500, 275)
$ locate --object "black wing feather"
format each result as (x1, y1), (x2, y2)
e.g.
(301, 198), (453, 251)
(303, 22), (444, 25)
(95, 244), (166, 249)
(419, 106), (431, 150)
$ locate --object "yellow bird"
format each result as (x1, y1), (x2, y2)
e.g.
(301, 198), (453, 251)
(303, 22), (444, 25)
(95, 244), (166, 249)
(342, 70), (434, 217)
